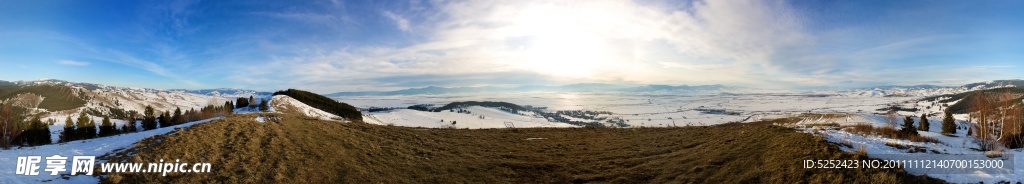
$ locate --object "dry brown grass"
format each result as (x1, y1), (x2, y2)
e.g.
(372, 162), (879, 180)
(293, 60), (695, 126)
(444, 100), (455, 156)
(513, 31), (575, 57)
(844, 124), (940, 143)
(802, 113), (850, 119)
(101, 114), (942, 183)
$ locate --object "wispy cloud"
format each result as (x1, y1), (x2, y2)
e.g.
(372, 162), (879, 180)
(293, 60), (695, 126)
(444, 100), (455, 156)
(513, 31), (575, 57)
(382, 11), (411, 32)
(57, 60), (90, 66)
(969, 65), (1015, 69)
(230, 0), (820, 91)
(9, 0), (1020, 92)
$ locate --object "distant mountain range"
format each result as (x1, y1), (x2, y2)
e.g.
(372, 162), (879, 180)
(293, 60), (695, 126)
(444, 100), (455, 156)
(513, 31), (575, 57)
(328, 79), (1024, 97)
(843, 79), (1024, 97)
(0, 79), (274, 116)
(4, 78), (1021, 99)
(962, 79), (1024, 90)
(183, 88), (273, 98)
(326, 83), (735, 96)
(0, 79), (272, 98)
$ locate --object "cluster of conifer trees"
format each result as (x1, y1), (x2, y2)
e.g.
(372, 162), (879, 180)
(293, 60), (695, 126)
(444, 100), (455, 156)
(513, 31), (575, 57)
(0, 100), (238, 147)
(235, 95), (269, 112)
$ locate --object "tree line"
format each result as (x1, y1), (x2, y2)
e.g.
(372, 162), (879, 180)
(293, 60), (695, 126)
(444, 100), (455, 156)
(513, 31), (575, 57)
(235, 95), (269, 112)
(0, 100), (237, 148)
(964, 92), (1024, 150)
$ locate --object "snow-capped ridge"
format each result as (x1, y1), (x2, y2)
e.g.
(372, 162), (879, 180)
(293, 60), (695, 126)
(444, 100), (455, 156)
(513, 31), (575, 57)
(269, 95), (345, 121)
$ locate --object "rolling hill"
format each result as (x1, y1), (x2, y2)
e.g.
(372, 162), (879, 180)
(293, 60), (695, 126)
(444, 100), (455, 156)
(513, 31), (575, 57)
(101, 114), (940, 183)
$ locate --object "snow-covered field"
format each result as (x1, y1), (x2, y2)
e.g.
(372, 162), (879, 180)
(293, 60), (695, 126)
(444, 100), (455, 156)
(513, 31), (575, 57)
(344, 91), (915, 128)
(3, 85), (1018, 183)
(364, 106), (576, 129)
(343, 91), (1021, 182)
(0, 117), (222, 183)
(800, 114), (1022, 183)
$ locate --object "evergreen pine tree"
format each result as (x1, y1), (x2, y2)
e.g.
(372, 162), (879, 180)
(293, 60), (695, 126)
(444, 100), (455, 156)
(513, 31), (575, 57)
(918, 114), (929, 131)
(99, 116), (114, 137)
(225, 101), (234, 114)
(942, 110), (956, 134)
(236, 98), (247, 109)
(84, 113), (97, 139)
(61, 116), (75, 142)
(172, 107), (182, 126)
(26, 115), (49, 146)
(259, 98), (269, 111)
(160, 112), (166, 128)
(76, 112), (92, 139)
(901, 116), (917, 135)
(121, 117), (136, 134)
(143, 105), (157, 130)
(37, 116), (51, 145)
(248, 95), (256, 109)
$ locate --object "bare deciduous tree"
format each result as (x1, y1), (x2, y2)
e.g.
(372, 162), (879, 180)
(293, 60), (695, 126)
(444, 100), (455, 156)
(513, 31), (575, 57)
(970, 92), (997, 151)
(997, 92), (1024, 148)
(886, 109), (898, 128)
(0, 103), (24, 149)
(10, 93), (43, 111)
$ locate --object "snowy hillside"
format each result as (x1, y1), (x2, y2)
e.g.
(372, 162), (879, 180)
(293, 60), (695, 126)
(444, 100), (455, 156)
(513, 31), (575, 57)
(268, 95), (344, 121)
(841, 80), (1023, 97)
(842, 85), (969, 97)
(0, 117), (221, 184)
(796, 114), (1022, 183)
(0, 79), (268, 114)
(184, 88), (272, 98)
(363, 106), (577, 129)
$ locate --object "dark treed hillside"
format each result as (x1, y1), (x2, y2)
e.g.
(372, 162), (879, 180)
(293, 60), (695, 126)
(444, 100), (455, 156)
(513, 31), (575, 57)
(431, 101), (528, 112)
(962, 79), (1024, 89)
(0, 85), (87, 111)
(923, 87), (1024, 114)
(273, 89), (362, 121)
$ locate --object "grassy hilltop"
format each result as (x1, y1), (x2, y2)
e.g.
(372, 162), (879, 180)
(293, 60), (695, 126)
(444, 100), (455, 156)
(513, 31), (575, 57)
(102, 113), (939, 183)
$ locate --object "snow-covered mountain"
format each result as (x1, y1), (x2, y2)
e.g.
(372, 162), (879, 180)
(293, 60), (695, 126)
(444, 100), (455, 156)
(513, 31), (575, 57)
(842, 85), (964, 97)
(0, 79), (270, 114)
(183, 88), (273, 98)
(841, 80), (1023, 97)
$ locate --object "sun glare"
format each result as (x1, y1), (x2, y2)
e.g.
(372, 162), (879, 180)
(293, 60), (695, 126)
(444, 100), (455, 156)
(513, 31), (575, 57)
(509, 3), (619, 78)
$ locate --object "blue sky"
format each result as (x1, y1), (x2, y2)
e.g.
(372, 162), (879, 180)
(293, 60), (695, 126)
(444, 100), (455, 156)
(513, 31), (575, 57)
(0, 0), (1022, 93)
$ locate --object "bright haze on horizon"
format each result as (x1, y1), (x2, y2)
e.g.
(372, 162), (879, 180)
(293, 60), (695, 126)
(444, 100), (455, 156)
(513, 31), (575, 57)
(0, 0), (1022, 93)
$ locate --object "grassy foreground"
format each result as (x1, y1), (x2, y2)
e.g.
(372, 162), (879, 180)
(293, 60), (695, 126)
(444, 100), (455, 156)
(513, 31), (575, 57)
(102, 114), (941, 183)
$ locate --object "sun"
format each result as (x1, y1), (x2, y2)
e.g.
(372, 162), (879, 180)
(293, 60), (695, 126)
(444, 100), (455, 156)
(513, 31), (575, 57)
(523, 33), (610, 77)
(507, 3), (619, 78)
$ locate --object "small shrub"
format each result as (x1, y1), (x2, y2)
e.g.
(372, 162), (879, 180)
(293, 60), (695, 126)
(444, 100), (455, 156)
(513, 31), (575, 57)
(844, 124), (939, 143)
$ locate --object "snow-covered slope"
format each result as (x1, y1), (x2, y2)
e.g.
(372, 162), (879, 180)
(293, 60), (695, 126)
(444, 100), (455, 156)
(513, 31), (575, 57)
(363, 106), (577, 129)
(268, 95), (344, 121)
(0, 117), (222, 184)
(840, 80), (1023, 97)
(184, 88), (272, 98)
(1, 79), (254, 114)
(801, 114), (1022, 183)
(841, 86), (968, 97)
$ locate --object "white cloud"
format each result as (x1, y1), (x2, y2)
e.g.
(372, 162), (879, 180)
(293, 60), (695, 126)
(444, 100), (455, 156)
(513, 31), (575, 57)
(398, 0), (811, 85)
(237, 0), (868, 90)
(969, 65), (1015, 69)
(58, 60), (90, 66)
(382, 11), (411, 31)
